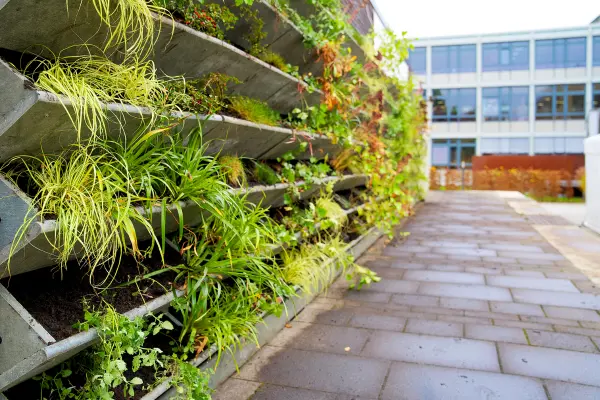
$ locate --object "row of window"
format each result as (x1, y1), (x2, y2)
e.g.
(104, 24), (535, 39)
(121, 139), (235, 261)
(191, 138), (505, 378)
(431, 137), (585, 167)
(430, 83), (600, 122)
(408, 36), (600, 74)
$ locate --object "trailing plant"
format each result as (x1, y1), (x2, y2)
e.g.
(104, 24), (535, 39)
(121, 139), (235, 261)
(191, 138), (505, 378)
(155, 1), (238, 40)
(252, 162), (280, 185)
(164, 73), (240, 115)
(228, 96), (280, 126)
(165, 356), (213, 400)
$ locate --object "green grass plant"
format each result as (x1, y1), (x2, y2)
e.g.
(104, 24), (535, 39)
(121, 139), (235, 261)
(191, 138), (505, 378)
(218, 155), (247, 187)
(257, 50), (287, 70)
(228, 96), (280, 126)
(253, 162), (280, 185)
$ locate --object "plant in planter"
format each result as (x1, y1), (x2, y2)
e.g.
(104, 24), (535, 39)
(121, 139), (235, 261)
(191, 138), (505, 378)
(218, 155), (247, 187)
(164, 73), (240, 115)
(252, 161), (280, 185)
(165, 355), (213, 400)
(228, 96), (281, 126)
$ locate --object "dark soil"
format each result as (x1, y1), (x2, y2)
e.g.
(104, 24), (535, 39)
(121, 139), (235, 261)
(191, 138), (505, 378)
(1, 244), (182, 341)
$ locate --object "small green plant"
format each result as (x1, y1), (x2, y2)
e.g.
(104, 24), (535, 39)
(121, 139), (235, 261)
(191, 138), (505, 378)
(156, 1), (239, 40)
(228, 96), (280, 126)
(253, 162), (280, 185)
(218, 155), (247, 187)
(257, 49), (287, 70)
(346, 264), (381, 290)
(166, 356), (213, 400)
(165, 73), (240, 115)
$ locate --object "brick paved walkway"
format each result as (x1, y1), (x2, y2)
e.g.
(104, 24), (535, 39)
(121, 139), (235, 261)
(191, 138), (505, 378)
(214, 191), (600, 399)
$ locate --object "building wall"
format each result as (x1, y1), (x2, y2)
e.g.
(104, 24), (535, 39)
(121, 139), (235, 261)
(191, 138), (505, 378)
(472, 154), (585, 173)
(408, 24), (600, 166)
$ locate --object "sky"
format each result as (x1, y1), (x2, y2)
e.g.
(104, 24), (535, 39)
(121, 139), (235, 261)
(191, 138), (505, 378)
(373, 0), (600, 39)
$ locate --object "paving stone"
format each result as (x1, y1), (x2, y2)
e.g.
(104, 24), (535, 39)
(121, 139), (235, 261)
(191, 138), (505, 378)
(491, 302), (545, 317)
(526, 329), (598, 353)
(464, 310), (519, 321)
(363, 279), (420, 294)
(213, 378), (260, 400)
(512, 289), (600, 310)
(520, 315), (580, 327)
(465, 324), (528, 344)
(411, 253), (448, 260)
(438, 315), (493, 325)
(486, 275), (579, 293)
(391, 293), (439, 307)
(482, 256), (518, 264)
(380, 362), (547, 400)
(482, 243), (545, 253)
(544, 306), (600, 322)
(418, 282), (513, 302)
(440, 297), (490, 311)
(410, 306), (465, 316)
(384, 245), (433, 254)
(343, 291), (391, 304)
(580, 321), (600, 330)
(349, 314), (406, 331)
(493, 319), (554, 331)
(402, 270), (484, 285)
(419, 241), (479, 249)
(295, 307), (354, 326)
(387, 262), (427, 269)
(499, 251), (566, 261)
(249, 384), (352, 400)
(435, 247), (497, 257)
(545, 272), (590, 281)
(270, 322), (370, 355)
(504, 270), (546, 278)
(554, 325), (600, 337)
(465, 266), (504, 275)
(517, 258), (556, 266)
(545, 381), (600, 400)
(427, 264), (465, 272)
(361, 331), (500, 371)
(367, 267), (405, 280)
(447, 254), (484, 262)
(499, 343), (600, 386)
(405, 319), (463, 337)
(238, 346), (389, 398)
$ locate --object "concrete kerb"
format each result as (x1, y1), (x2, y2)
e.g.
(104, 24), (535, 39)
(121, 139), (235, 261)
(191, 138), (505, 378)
(146, 226), (384, 400)
(0, 290), (182, 392)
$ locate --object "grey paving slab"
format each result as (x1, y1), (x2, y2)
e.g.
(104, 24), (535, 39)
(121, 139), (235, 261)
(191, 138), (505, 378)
(427, 264), (466, 272)
(213, 378), (260, 400)
(294, 307), (354, 326)
(434, 248), (497, 257)
(545, 381), (600, 400)
(491, 301), (545, 317)
(405, 319), (463, 337)
(520, 315), (580, 327)
(465, 324), (528, 344)
(440, 297), (490, 311)
(418, 282), (513, 302)
(270, 322), (369, 355)
(498, 251), (566, 261)
(249, 384), (362, 400)
(526, 329), (598, 353)
(238, 346), (390, 398)
(504, 270), (546, 278)
(343, 291), (392, 304)
(499, 343), (600, 386)
(492, 319), (553, 331)
(545, 271), (590, 281)
(486, 275), (579, 293)
(391, 294), (440, 307)
(512, 289), (600, 310)
(361, 331), (500, 371)
(348, 314), (406, 331)
(363, 279), (420, 294)
(402, 270), (484, 284)
(481, 243), (545, 253)
(466, 266), (504, 275)
(380, 362), (547, 400)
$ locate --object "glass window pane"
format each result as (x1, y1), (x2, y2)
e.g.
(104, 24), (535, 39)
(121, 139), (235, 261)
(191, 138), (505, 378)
(536, 40), (554, 69)
(512, 87), (529, 121)
(500, 48), (510, 65)
(567, 94), (585, 113)
(432, 145), (449, 165)
(594, 93), (600, 109)
(432, 47), (447, 74)
(512, 42), (529, 70)
(556, 94), (564, 114)
(448, 47), (459, 73)
(535, 138), (554, 154)
(554, 39), (565, 68)
(460, 45), (476, 72)
(449, 146), (458, 165)
(536, 86), (553, 116)
(460, 88), (476, 120)
(482, 44), (499, 71)
(566, 37), (586, 68)
(460, 146), (475, 164)
(594, 37), (600, 66)
(408, 47), (426, 74)
(567, 84), (585, 91)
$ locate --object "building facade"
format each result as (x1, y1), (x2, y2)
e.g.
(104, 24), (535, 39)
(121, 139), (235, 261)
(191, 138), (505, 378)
(408, 21), (600, 168)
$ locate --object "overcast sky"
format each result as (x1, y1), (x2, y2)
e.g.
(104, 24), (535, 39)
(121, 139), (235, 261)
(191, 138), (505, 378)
(373, 0), (600, 39)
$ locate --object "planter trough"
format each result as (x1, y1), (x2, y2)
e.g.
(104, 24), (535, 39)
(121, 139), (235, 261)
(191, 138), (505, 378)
(0, 0), (319, 114)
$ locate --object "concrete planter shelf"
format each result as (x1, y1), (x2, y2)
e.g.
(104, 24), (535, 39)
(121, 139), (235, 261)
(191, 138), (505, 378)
(0, 0), (319, 114)
(0, 289), (182, 392)
(0, 174), (368, 277)
(141, 225), (383, 400)
(0, 59), (335, 163)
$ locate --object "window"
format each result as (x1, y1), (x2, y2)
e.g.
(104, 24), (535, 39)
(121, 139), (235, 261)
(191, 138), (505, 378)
(594, 37), (600, 66)
(407, 47), (426, 74)
(534, 137), (584, 154)
(431, 88), (476, 122)
(482, 41), (529, 71)
(482, 87), (529, 121)
(431, 45), (476, 74)
(431, 139), (476, 167)
(535, 38), (587, 69)
(480, 138), (530, 154)
(535, 84), (586, 120)
(593, 83), (600, 109)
